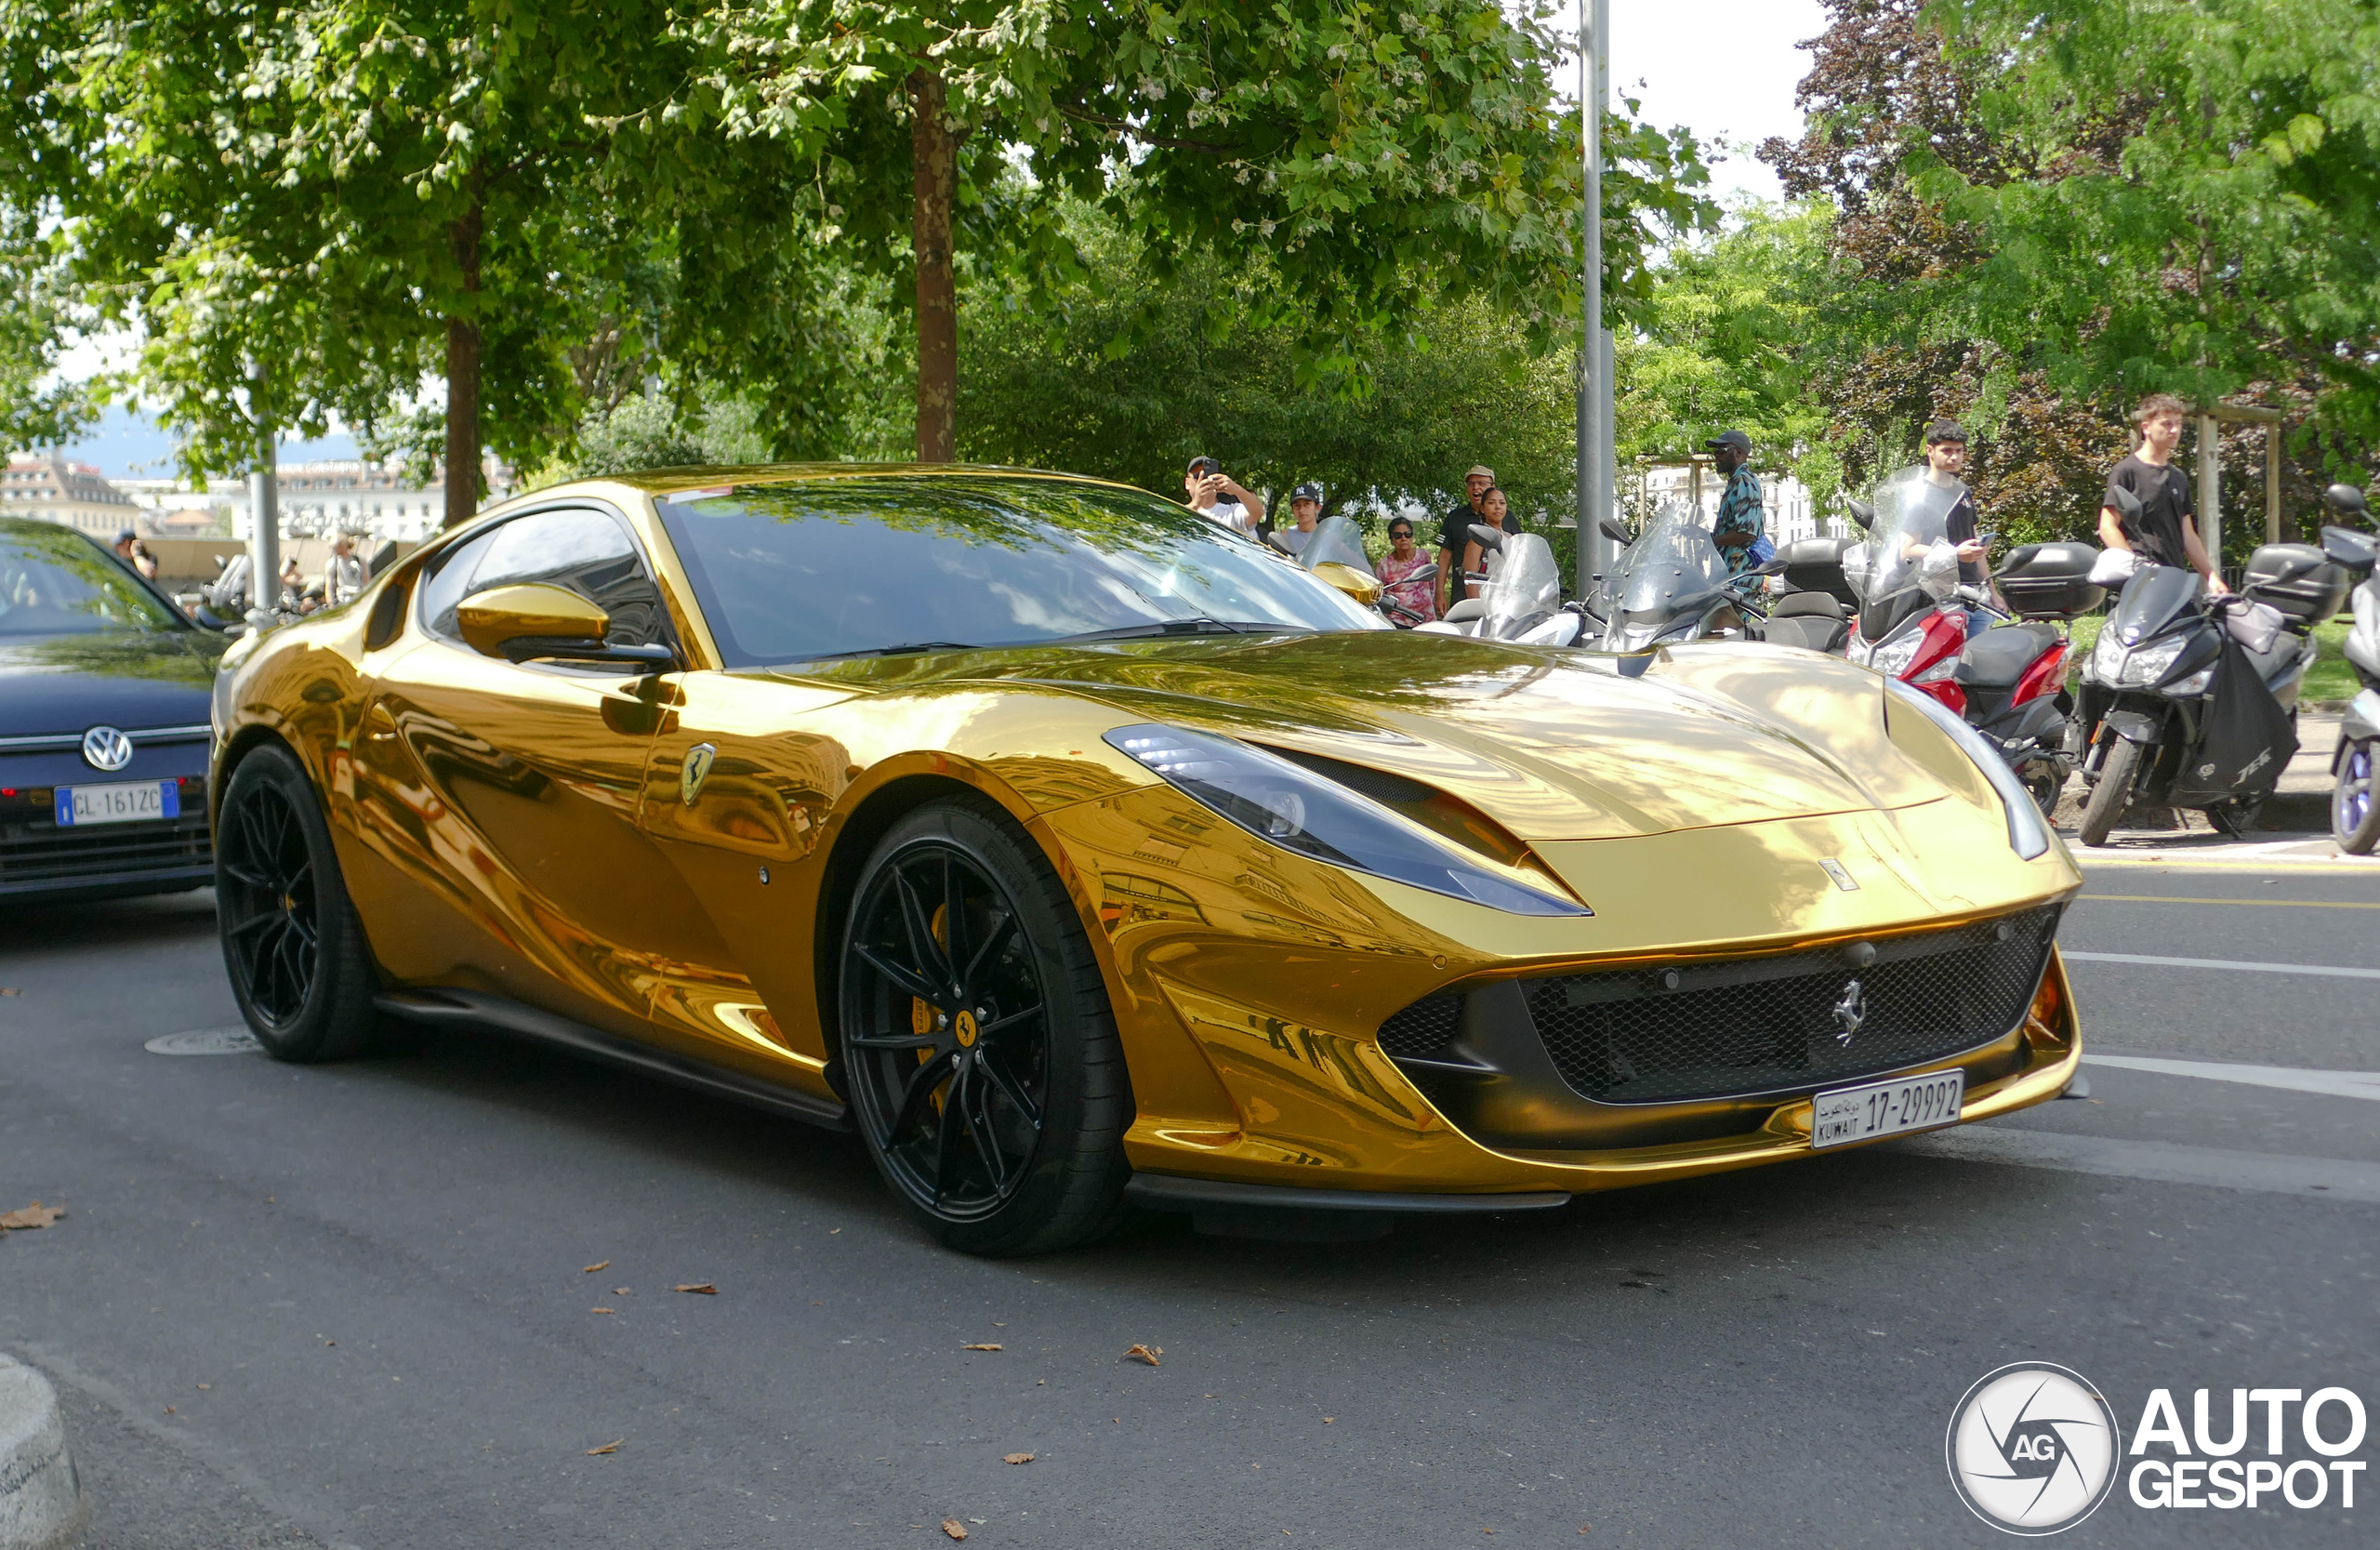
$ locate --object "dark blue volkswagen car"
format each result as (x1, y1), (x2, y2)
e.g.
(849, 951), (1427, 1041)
(1, 516), (223, 904)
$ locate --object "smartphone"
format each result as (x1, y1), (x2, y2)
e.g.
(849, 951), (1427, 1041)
(1976, 531), (1999, 547)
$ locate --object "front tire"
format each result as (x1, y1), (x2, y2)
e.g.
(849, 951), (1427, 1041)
(838, 798), (1132, 1256)
(2077, 736), (2142, 847)
(215, 743), (381, 1061)
(2336, 737), (2380, 854)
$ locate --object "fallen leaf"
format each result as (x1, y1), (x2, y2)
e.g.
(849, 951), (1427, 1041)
(941, 1518), (968, 1541)
(584, 1261), (610, 1273)
(1323, 1417), (1334, 1424)
(674, 1282), (717, 1295)
(586, 1439), (621, 1455)
(829, 1227), (841, 1234)
(0, 1200), (64, 1230)
(0, 987), (20, 995)
(1123, 1344), (1161, 1366)
(591, 1307), (615, 1316)
(164, 1406), (175, 1414)
(961, 1343), (1002, 1352)
(613, 1288), (630, 1295)
(196, 1384), (210, 1391)
(1002, 1452), (1033, 1464)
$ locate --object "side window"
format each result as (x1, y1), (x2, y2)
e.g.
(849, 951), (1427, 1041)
(419, 508), (671, 649)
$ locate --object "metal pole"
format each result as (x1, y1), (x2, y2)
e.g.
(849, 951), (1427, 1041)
(2196, 412), (2221, 575)
(247, 364), (280, 624)
(1576, 0), (1610, 601)
(2264, 421), (2281, 543)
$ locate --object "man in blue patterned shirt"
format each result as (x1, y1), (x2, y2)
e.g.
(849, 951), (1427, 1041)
(1705, 429), (1765, 576)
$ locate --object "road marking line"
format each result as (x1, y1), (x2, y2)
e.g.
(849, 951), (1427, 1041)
(2078, 894), (2380, 909)
(2062, 949), (2380, 981)
(2082, 1053), (2380, 1102)
(1888, 1127), (2380, 1205)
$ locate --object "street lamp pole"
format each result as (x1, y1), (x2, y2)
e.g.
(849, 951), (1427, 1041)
(247, 362), (279, 626)
(1576, 0), (1612, 602)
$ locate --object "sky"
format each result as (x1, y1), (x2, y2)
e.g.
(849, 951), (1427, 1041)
(47, 0), (1831, 478)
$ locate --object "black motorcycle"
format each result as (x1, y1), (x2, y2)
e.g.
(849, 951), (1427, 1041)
(2073, 486), (2350, 844)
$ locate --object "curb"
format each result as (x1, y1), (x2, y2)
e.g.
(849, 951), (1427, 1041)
(0, 1356), (85, 1550)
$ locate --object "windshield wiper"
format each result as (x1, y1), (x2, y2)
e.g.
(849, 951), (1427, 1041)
(792, 640), (982, 662)
(1056, 618), (1258, 643)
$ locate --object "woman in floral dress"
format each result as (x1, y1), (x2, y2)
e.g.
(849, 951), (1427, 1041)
(1373, 517), (1439, 627)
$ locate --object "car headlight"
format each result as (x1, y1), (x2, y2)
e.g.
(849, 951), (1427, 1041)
(2117, 636), (2188, 687)
(1884, 681), (2052, 860)
(1104, 724), (1590, 916)
(1867, 629), (1926, 678)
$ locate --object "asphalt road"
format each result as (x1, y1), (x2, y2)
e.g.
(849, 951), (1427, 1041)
(4, 847), (2375, 1549)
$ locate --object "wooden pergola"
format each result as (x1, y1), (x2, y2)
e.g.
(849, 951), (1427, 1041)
(2195, 403), (2289, 559)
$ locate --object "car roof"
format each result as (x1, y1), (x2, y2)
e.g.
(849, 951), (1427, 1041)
(593, 463), (1153, 499)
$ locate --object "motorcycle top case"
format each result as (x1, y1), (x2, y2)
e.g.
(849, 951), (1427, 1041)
(1997, 541), (2106, 617)
(1778, 537), (1857, 603)
(2245, 542), (2349, 625)
(2174, 637), (2300, 805)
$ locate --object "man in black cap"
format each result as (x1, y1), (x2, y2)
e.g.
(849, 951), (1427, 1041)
(1273, 482), (1327, 556)
(1706, 431), (1765, 576)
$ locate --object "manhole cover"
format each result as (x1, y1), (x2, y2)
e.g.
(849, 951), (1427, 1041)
(144, 1027), (261, 1055)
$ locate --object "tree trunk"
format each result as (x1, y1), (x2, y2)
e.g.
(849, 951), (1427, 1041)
(909, 67), (959, 463)
(442, 201), (485, 529)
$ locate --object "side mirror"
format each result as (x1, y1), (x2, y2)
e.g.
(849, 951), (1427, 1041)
(456, 582), (674, 668)
(1753, 558), (1787, 576)
(1467, 523), (1505, 553)
(1309, 560), (1383, 607)
(1598, 517), (1630, 544)
(1265, 531), (1297, 555)
(1845, 499), (1874, 532)
(2108, 484), (2145, 523)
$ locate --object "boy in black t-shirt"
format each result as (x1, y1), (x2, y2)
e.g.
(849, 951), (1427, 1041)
(2097, 393), (2228, 593)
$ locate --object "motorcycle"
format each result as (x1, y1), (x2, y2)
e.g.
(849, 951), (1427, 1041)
(2318, 484), (2380, 853)
(2072, 483), (2347, 844)
(1270, 514), (1434, 628)
(1413, 523), (1584, 644)
(1591, 503), (1768, 651)
(1840, 467), (2099, 813)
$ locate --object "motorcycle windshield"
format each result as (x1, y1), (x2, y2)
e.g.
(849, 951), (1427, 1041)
(1855, 466), (1965, 641)
(1480, 532), (1565, 640)
(1599, 505), (1727, 649)
(2107, 563), (2202, 645)
(1297, 515), (1374, 576)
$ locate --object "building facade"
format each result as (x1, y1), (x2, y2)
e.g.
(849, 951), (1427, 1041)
(3, 454), (141, 538)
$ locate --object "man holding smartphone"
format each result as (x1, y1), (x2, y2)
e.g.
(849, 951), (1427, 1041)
(1183, 455), (1262, 537)
(1921, 419), (1996, 636)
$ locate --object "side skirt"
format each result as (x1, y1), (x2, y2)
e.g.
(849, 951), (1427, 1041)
(375, 987), (852, 1133)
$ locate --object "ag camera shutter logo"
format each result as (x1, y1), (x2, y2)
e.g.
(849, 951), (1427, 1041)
(1946, 1363), (2122, 1534)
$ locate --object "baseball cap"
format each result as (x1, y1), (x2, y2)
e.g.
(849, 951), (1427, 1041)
(1186, 455), (1220, 477)
(1291, 482), (1324, 503)
(1703, 431), (1752, 455)
(1924, 418), (1968, 444)
(1465, 465), (1496, 482)
(114, 528), (138, 544)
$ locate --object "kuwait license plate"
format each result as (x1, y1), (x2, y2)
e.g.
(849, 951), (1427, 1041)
(56, 780), (178, 827)
(1810, 1068), (1964, 1149)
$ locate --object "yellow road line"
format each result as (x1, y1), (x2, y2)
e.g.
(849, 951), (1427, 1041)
(2078, 894), (2380, 910)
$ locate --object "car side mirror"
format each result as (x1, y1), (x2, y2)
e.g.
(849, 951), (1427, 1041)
(1845, 499), (1874, 532)
(456, 582), (674, 669)
(1598, 517), (1630, 544)
(1310, 560), (1383, 607)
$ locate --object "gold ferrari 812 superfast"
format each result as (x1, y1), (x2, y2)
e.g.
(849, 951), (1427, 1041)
(208, 467), (2083, 1254)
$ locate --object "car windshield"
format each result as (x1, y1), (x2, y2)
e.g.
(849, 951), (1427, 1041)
(0, 524), (180, 635)
(1854, 465), (1964, 640)
(654, 475), (1391, 668)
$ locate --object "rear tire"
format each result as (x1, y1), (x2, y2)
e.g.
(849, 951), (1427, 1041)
(2077, 736), (2141, 847)
(215, 743), (382, 1062)
(838, 798), (1132, 1257)
(2335, 737), (2380, 855)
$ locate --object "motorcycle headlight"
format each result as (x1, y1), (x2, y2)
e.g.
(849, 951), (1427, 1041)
(2090, 629), (2125, 681)
(1884, 681), (2052, 860)
(1104, 724), (1590, 916)
(1867, 629), (1926, 678)
(2117, 636), (2188, 687)
(2163, 664), (2215, 696)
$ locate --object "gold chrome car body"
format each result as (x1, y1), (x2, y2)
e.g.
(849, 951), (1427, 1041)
(209, 466), (2082, 1204)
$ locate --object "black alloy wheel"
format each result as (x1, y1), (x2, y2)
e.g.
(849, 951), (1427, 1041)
(840, 799), (1130, 1256)
(216, 742), (382, 1061)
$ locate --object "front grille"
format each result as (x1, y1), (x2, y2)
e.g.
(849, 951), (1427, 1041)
(0, 816), (214, 885)
(1380, 906), (2060, 1106)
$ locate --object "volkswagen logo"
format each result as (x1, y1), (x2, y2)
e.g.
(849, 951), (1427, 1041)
(81, 724), (135, 773)
(1831, 978), (1866, 1047)
(1946, 1363), (2122, 1535)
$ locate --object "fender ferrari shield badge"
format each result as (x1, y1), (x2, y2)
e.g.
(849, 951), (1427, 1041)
(680, 742), (717, 806)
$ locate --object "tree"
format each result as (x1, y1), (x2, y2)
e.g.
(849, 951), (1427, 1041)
(698, 1), (1712, 460)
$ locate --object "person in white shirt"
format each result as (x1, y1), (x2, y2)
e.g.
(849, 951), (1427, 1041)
(325, 533), (366, 607)
(1274, 483), (1325, 556)
(1183, 455), (1263, 537)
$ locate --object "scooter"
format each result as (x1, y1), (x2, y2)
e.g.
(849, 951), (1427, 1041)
(1415, 523), (1585, 644)
(1270, 515), (1433, 628)
(1590, 503), (1768, 651)
(2072, 484), (2347, 844)
(2318, 484), (2380, 853)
